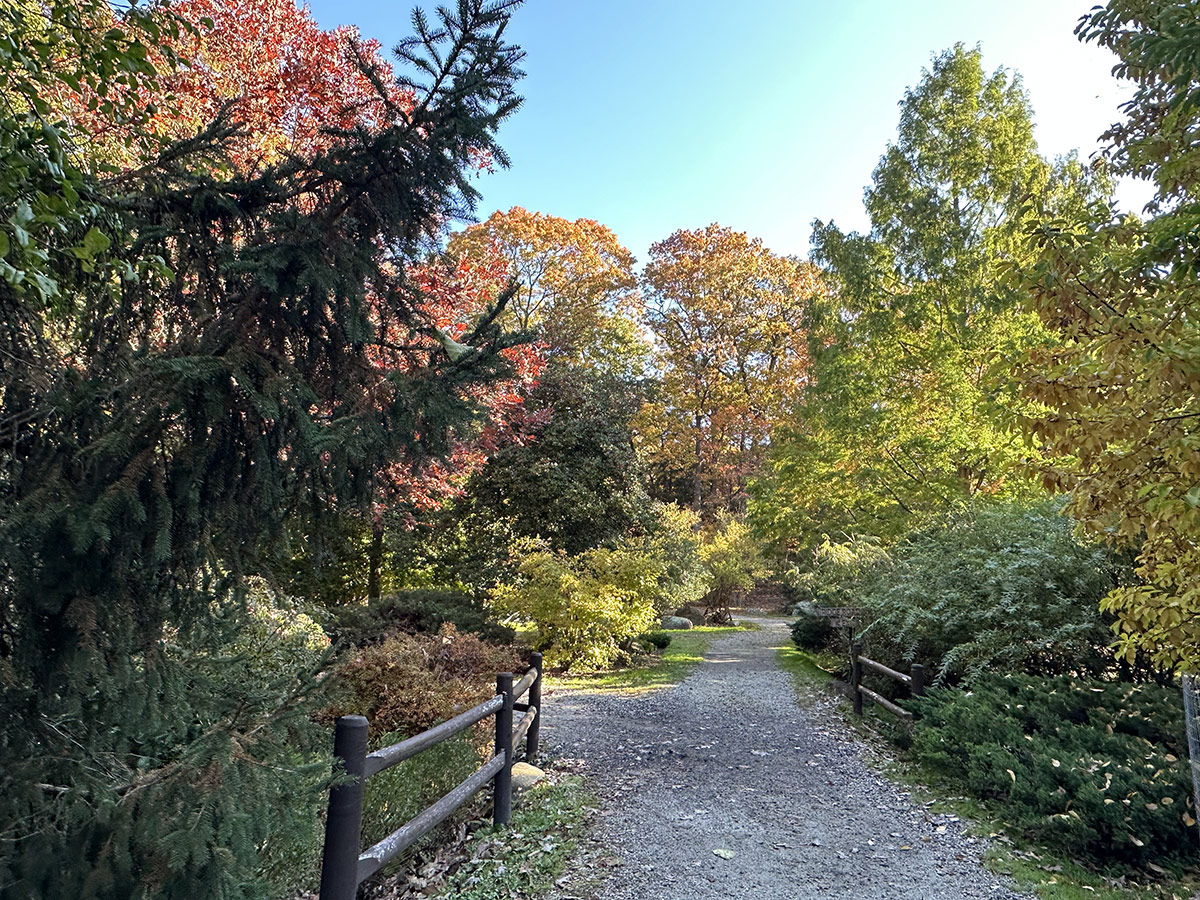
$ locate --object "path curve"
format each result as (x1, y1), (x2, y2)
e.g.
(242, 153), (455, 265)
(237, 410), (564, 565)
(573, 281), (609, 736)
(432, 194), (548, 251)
(542, 617), (1031, 900)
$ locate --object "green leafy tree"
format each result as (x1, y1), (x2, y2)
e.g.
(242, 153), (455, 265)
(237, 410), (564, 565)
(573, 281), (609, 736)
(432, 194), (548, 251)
(1012, 1), (1200, 670)
(0, 2), (526, 897)
(753, 45), (1109, 552)
(458, 361), (652, 555)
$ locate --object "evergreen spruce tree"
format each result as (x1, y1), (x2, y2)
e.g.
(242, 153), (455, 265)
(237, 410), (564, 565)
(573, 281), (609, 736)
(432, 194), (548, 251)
(0, 2), (525, 897)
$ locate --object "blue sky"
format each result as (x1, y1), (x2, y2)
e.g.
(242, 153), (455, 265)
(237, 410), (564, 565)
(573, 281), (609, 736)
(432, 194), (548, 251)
(305, 0), (1150, 264)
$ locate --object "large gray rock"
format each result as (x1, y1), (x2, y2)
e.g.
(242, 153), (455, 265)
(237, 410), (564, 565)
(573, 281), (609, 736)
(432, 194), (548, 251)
(660, 615), (694, 630)
(674, 605), (705, 625)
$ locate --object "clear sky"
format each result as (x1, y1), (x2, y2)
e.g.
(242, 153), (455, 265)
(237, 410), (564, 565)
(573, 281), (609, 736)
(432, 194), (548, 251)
(304, 0), (1151, 265)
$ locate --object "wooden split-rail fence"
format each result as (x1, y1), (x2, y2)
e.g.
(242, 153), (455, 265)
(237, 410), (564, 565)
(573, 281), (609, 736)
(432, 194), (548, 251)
(805, 606), (927, 721)
(318, 653), (543, 900)
(850, 641), (925, 721)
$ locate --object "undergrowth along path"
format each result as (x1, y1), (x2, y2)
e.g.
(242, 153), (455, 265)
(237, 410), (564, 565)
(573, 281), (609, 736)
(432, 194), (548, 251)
(542, 617), (1032, 900)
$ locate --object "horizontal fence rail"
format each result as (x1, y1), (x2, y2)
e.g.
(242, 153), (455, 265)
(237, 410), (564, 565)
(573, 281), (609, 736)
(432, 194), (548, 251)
(318, 652), (543, 900)
(850, 641), (924, 722)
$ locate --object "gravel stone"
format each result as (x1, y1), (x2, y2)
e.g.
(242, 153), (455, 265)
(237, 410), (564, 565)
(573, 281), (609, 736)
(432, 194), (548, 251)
(542, 617), (1033, 900)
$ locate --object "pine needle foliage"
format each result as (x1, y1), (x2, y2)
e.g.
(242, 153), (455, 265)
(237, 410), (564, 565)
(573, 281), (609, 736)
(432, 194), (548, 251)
(0, 2), (526, 898)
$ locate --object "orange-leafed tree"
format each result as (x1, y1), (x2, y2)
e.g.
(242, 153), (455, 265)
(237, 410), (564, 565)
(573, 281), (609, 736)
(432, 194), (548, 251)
(449, 206), (649, 377)
(641, 225), (816, 514)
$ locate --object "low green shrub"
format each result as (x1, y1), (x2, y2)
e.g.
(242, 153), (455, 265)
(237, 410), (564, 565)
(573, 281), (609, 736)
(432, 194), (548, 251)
(856, 501), (1119, 684)
(907, 674), (1195, 869)
(331, 588), (515, 646)
(642, 631), (672, 650)
(791, 613), (834, 650)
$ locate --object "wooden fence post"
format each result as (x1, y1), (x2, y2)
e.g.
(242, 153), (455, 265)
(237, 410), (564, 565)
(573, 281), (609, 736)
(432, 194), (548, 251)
(493, 673), (514, 826)
(910, 663), (926, 697)
(319, 715), (369, 900)
(526, 652), (542, 763)
(851, 641), (863, 716)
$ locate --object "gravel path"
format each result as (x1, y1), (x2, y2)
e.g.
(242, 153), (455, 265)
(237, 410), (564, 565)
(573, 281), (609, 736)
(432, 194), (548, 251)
(541, 618), (1032, 900)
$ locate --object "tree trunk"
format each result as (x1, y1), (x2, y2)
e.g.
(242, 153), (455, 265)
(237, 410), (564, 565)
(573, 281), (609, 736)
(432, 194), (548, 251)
(367, 512), (384, 603)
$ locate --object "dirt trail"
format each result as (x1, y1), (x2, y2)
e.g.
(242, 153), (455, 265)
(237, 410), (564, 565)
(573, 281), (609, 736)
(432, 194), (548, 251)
(542, 617), (1032, 900)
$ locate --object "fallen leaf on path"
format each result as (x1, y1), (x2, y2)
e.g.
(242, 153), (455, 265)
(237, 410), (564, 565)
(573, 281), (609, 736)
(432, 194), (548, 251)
(713, 849), (736, 860)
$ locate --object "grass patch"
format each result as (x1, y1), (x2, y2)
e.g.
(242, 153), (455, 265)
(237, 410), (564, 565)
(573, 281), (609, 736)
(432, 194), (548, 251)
(436, 775), (594, 900)
(776, 644), (835, 684)
(983, 841), (1200, 900)
(548, 626), (745, 693)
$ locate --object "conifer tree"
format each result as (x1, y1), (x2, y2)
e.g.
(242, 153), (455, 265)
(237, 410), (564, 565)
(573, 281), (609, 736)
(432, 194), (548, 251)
(0, 2), (526, 897)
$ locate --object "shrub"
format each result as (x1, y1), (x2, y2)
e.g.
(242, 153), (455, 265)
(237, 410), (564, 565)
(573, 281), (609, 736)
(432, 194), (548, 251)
(331, 588), (514, 646)
(634, 502), (708, 613)
(642, 631), (673, 650)
(322, 624), (525, 740)
(318, 625), (527, 879)
(791, 613), (834, 650)
(494, 540), (660, 670)
(699, 514), (767, 619)
(856, 501), (1118, 683)
(907, 674), (1195, 869)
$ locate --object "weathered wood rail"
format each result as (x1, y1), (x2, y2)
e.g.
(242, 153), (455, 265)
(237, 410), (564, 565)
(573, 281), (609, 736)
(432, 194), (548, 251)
(850, 641), (925, 721)
(318, 652), (543, 900)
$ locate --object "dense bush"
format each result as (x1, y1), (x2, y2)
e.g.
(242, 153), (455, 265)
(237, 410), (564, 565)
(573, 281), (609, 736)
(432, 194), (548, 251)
(316, 625), (526, 881)
(494, 540), (660, 670)
(907, 674), (1195, 868)
(323, 624), (525, 740)
(331, 588), (515, 647)
(631, 502), (708, 613)
(791, 612), (834, 650)
(642, 631), (673, 650)
(855, 501), (1119, 683)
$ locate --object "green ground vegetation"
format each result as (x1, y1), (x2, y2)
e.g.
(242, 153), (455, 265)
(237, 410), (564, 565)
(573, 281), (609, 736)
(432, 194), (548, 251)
(436, 774), (595, 900)
(549, 626), (747, 693)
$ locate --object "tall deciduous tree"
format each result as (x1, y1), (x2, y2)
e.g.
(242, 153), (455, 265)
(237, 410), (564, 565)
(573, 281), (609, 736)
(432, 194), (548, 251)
(0, 2), (526, 896)
(753, 45), (1108, 552)
(1014, 1), (1200, 670)
(448, 206), (649, 377)
(641, 225), (816, 514)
